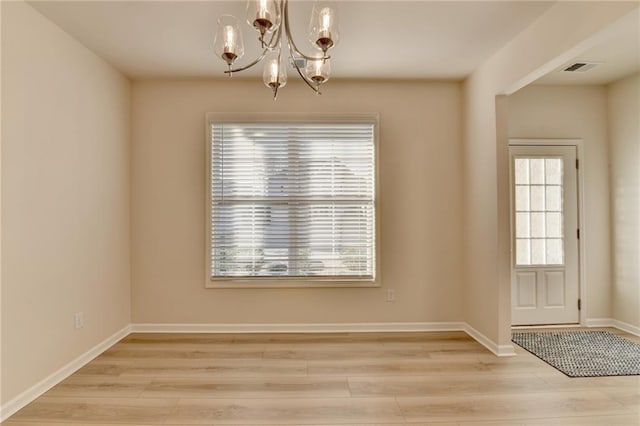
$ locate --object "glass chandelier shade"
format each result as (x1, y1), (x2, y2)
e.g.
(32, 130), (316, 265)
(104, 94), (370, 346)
(263, 56), (287, 91)
(246, 0), (280, 41)
(213, 15), (244, 67)
(305, 57), (330, 84)
(308, 3), (339, 53)
(213, 0), (339, 99)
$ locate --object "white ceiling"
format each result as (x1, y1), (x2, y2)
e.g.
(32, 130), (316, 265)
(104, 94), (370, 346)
(535, 8), (640, 85)
(28, 0), (555, 80)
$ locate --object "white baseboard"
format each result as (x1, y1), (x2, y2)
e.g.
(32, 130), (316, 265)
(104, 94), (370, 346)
(464, 323), (516, 357)
(586, 318), (640, 337)
(585, 318), (615, 328)
(612, 319), (640, 336)
(0, 325), (131, 423)
(130, 321), (515, 356)
(130, 321), (467, 334)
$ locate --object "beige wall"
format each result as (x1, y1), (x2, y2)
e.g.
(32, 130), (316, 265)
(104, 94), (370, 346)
(1, 1), (131, 404)
(131, 79), (463, 324)
(508, 85), (612, 319)
(462, 2), (637, 347)
(608, 73), (640, 328)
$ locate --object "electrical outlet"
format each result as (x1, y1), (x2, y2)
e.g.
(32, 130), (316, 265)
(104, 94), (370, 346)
(386, 289), (395, 302)
(74, 312), (84, 329)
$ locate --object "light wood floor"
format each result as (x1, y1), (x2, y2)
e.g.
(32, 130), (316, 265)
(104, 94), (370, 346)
(4, 328), (639, 425)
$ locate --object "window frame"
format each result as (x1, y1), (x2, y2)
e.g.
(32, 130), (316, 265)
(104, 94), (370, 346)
(204, 112), (381, 289)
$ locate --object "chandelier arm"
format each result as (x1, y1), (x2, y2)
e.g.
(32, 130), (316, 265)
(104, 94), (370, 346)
(263, 21), (282, 50)
(224, 24), (281, 74)
(283, 0), (330, 62)
(286, 38), (321, 95)
(223, 52), (266, 74)
(272, 39), (282, 100)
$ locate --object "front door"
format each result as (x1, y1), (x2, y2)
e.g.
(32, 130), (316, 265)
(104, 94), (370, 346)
(510, 145), (580, 325)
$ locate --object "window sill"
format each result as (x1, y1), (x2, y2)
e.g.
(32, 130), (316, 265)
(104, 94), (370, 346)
(205, 279), (380, 289)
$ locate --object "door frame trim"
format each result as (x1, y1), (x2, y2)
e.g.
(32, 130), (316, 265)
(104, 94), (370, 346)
(508, 138), (586, 326)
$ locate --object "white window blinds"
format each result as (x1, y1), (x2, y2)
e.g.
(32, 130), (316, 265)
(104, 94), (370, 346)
(209, 121), (376, 280)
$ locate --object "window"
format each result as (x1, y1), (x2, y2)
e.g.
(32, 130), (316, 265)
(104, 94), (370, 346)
(514, 157), (564, 265)
(206, 115), (378, 286)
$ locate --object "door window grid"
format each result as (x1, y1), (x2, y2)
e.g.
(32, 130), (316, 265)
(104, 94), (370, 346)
(514, 158), (564, 266)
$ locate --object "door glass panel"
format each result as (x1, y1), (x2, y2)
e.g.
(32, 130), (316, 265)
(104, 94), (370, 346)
(545, 159), (562, 184)
(530, 159), (545, 184)
(515, 159), (529, 184)
(515, 157), (564, 266)
(515, 212), (530, 237)
(516, 239), (530, 264)
(530, 212), (545, 238)
(515, 186), (530, 211)
(546, 239), (563, 264)
(531, 239), (545, 264)
(546, 212), (562, 238)
(530, 186), (545, 211)
(546, 186), (561, 211)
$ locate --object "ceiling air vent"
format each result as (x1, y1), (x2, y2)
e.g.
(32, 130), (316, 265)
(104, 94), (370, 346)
(562, 62), (601, 72)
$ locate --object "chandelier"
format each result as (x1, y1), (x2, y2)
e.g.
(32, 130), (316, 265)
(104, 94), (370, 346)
(213, 0), (339, 99)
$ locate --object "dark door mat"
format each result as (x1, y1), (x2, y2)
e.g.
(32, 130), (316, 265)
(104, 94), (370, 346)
(512, 330), (640, 377)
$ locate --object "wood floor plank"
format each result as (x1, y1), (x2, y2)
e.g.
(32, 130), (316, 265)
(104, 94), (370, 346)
(5, 397), (178, 424)
(526, 415), (640, 426)
(522, 413), (640, 425)
(165, 397), (405, 424)
(308, 358), (492, 376)
(419, 344), (491, 357)
(1, 423), (459, 426)
(112, 342), (267, 351)
(397, 390), (632, 422)
(140, 377), (351, 398)
(73, 360), (135, 377)
(99, 347), (265, 360)
(121, 332), (236, 344)
(230, 342), (387, 352)
(601, 387), (640, 412)
(42, 376), (151, 398)
(535, 372), (640, 390)
(348, 373), (551, 397)
(120, 359), (308, 378)
(371, 331), (470, 343)
(473, 356), (558, 374)
(263, 346), (435, 361)
(457, 413), (640, 425)
(2, 423), (164, 426)
(1, 423), (170, 426)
